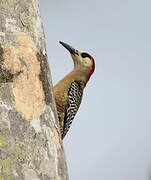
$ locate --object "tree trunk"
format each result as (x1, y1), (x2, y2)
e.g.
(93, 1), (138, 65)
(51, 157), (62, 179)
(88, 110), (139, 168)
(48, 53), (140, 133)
(0, 0), (68, 179)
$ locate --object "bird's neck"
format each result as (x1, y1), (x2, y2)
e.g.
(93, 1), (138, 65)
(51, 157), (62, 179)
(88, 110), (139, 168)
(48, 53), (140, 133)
(70, 68), (90, 84)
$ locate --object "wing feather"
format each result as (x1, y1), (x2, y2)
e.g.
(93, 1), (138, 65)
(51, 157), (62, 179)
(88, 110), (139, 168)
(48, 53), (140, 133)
(62, 81), (85, 138)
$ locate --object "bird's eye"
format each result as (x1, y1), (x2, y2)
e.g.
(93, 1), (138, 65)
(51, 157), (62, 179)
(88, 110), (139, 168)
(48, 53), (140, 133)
(81, 53), (90, 58)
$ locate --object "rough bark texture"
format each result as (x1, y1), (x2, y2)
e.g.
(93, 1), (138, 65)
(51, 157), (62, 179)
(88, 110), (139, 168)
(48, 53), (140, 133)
(0, 0), (68, 179)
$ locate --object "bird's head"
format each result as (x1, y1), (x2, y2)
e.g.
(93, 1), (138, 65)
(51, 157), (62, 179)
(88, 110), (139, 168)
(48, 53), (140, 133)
(59, 41), (95, 83)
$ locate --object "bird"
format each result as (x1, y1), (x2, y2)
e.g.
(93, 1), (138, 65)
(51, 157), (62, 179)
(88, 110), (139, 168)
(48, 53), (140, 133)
(53, 41), (95, 139)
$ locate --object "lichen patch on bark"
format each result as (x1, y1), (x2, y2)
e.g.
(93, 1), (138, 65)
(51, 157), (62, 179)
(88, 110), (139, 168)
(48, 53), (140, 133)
(1, 32), (45, 120)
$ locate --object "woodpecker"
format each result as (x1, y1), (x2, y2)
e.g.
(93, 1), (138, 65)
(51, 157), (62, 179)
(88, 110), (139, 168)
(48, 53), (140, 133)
(54, 41), (95, 139)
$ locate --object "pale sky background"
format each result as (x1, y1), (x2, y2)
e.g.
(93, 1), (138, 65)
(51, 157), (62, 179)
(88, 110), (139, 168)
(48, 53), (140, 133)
(39, 0), (151, 180)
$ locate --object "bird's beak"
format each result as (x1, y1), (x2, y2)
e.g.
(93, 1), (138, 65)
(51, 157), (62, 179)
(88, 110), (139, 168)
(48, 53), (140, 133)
(59, 41), (78, 55)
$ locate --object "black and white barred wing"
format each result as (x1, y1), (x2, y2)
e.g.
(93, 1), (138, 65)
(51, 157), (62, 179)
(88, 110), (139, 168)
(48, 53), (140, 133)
(62, 81), (85, 138)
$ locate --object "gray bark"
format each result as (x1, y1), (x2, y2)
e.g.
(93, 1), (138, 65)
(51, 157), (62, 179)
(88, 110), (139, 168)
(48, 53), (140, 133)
(0, 0), (68, 179)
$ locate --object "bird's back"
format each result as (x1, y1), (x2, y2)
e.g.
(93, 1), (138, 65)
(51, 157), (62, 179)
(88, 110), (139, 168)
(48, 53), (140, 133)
(54, 72), (85, 138)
